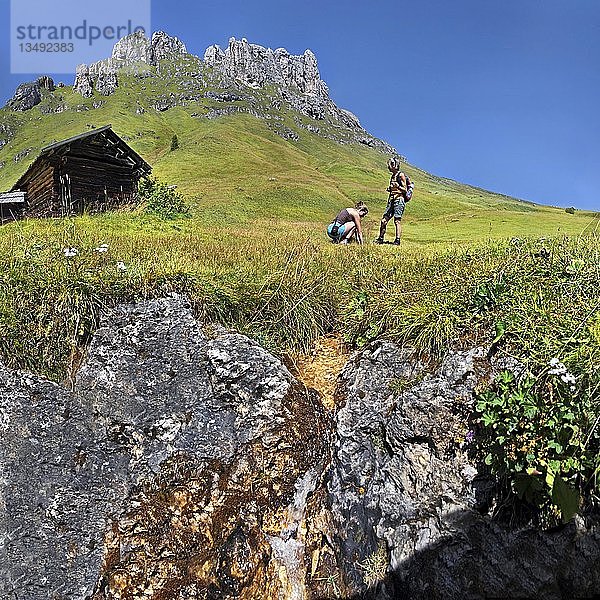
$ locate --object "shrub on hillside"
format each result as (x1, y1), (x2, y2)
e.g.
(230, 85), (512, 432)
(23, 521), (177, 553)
(139, 177), (187, 218)
(565, 206), (576, 214)
(170, 134), (179, 151)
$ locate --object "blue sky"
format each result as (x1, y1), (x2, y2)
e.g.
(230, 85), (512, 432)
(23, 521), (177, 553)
(1, 0), (599, 210)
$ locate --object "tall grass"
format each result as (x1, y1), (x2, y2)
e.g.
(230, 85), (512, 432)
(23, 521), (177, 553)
(0, 215), (598, 389)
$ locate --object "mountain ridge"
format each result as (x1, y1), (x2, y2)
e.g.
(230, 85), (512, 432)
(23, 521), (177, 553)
(4, 30), (396, 155)
(0, 30), (594, 239)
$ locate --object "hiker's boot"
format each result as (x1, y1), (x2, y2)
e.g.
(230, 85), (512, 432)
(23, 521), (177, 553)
(393, 238), (401, 246)
(375, 237), (384, 244)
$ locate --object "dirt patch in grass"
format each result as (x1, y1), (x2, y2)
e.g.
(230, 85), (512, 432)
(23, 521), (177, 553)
(292, 335), (350, 410)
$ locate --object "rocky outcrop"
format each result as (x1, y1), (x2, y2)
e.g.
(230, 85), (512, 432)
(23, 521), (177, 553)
(90, 62), (119, 96)
(111, 30), (153, 63)
(328, 341), (600, 599)
(12, 148), (32, 162)
(150, 31), (188, 63)
(0, 295), (330, 599)
(2, 298), (595, 599)
(6, 76), (55, 111)
(74, 31), (186, 98)
(110, 30), (186, 65)
(73, 64), (94, 97)
(204, 38), (328, 98)
(0, 122), (17, 150)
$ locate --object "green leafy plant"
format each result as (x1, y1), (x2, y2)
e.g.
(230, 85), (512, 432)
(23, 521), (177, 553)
(138, 177), (188, 218)
(472, 274), (507, 313)
(475, 366), (599, 524)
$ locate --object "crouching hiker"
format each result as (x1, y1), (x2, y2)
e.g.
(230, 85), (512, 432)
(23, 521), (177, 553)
(375, 157), (414, 245)
(327, 201), (369, 244)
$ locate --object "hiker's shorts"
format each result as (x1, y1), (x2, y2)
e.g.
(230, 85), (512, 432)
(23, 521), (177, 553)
(383, 198), (405, 220)
(327, 222), (347, 240)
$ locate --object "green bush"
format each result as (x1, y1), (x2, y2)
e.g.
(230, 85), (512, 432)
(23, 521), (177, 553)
(139, 177), (188, 218)
(170, 134), (179, 151)
(475, 366), (598, 524)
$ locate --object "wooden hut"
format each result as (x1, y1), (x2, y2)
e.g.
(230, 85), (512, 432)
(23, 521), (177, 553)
(0, 191), (26, 224)
(6, 125), (151, 220)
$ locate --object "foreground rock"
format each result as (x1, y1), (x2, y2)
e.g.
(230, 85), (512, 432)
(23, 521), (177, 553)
(1, 298), (598, 599)
(0, 295), (330, 599)
(329, 341), (600, 599)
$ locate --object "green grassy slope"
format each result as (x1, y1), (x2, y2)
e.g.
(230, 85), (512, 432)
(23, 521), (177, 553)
(0, 66), (595, 242)
(0, 62), (598, 522)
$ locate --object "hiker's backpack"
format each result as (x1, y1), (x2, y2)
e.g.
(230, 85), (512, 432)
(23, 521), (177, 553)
(389, 172), (414, 202)
(404, 174), (414, 202)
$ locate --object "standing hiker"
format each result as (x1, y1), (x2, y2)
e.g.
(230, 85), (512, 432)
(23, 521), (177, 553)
(327, 201), (369, 244)
(375, 157), (414, 245)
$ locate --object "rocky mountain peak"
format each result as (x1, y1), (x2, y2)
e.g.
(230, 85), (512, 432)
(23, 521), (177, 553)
(151, 30), (188, 62)
(6, 31), (393, 153)
(111, 30), (187, 64)
(74, 30), (187, 97)
(111, 30), (151, 63)
(204, 37), (328, 97)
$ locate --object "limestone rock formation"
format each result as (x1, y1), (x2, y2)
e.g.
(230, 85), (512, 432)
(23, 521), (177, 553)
(2, 28), (391, 150)
(328, 341), (600, 599)
(150, 31), (188, 63)
(204, 37), (328, 98)
(2, 298), (596, 599)
(74, 31), (187, 98)
(6, 76), (55, 111)
(201, 37), (390, 149)
(74, 65), (94, 98)
(110, 30), (187, 65)
(90, 61), (119, 96)
(0, 295), (330, 599)
(64, 31), (395, 151)
(111, 30), (153, 63)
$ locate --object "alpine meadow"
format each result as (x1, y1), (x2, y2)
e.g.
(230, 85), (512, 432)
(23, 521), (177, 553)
(1, 30), (599, 599)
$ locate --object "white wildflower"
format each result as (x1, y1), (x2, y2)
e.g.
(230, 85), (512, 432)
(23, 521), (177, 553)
(548, 358), (567, 375)
(116, 261), (127, 272)
(63, 247), (78, 258)
(560, 372), (576, 385)
(94, 243), (109, 253)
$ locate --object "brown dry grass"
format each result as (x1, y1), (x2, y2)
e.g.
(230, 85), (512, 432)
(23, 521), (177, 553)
(293, 335), (350, 410)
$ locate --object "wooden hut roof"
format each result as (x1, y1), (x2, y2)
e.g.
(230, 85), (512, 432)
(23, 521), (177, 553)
(0, 191), (26, 204)
(11, 125), (152, 191)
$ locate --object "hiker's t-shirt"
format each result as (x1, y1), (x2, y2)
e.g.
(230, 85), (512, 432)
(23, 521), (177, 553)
(335, 208), (354, 225)
(389, 172), (407, 201)
(390, 172), (406, 189)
